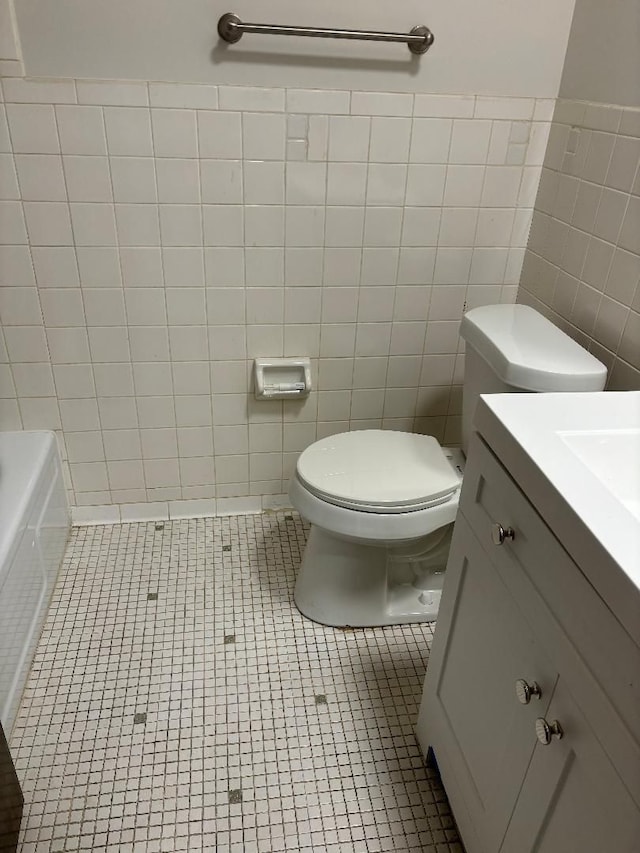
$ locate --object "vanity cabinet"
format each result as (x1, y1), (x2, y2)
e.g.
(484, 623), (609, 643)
(417, 432), (640, 853)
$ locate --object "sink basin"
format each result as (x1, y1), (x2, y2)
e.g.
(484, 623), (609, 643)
(559, 428), (640, 522)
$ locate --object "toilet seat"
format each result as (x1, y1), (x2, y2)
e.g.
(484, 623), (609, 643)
(296, 430), (460, 514)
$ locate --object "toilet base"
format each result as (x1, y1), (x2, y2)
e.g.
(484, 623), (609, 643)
(294, 523), (452, 627)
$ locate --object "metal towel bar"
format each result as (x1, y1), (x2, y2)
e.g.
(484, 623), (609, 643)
(217, 13), (434, 55)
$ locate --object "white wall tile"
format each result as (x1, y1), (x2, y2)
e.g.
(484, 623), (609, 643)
(364, 207), (402, 247)
(124, 287), (167, 326)
(351, 92), (413, 117)
(120, 247), (163, 286)
(361, 248), (399, 286)
(323, 247), (361, 286)
(220, 86), (285, 112)
(287, 89), (349, 114)
(39, 288), (84, 326)
(0, 245), (35, 286)
(31, 246), (79, 287)
(71, 202), (118, 245)
(151, 109), (198, 158)
(203, 205), (244, 246)
(0, 107), (10, 153)
(328, 116), (370, 161)
(77, 81), (148, 107)
(439, 208), (479, 246)
(198, 111), (242, 159)
(83, 288), (126, 325)
(307, 115), (328, 161)
(201, 159), (243, 204)
(285, 206), (323, 246)
(24, 201), (73, 245)
(56, 105), (106, 155)
(149, 83), (218, 109)
(414, 95), (475, 118)
(405, 164), (446, 206)
(47, 327), (90, 364)
(285, 162), (326, 205)
(244, 205), (285, 247)
(104, 107), (153, 155)
(0, 286), (41, 324)
(366, 164), (407, 206)
(88, 326), (131, 362)
(444, 165), (485, 206)
(110, 156), (157, 203)
(325, 207), (364, 248)
(53, 363), (95, 398)
(475, 97), (534, 120)
(6, 104), (60, 153)
(205, 247), (244, 286)
(449, 119), (492, 163)
(327, 163), (367, 205)
(285, 248), (322, 286)
(158, 204), (201, 246)
(242, 249), (280, 288)
(129, 325), (170, 361)
(369, 117), (411, 163)
(12, 362), (55, 396)
(0, 152), (19, 199)
(15, 154), (66, 200)
(409, 119), (452, 163)
(63, 155), (112, 202)
(401, 207), (440, 247)
(163, 247), (204, 287)
(156, 159), (200, 204)
(207, 288), (245, 325)
(166, 287), (206, 325)
(0, 200), (28, 243)
(242, 113), (286, 160)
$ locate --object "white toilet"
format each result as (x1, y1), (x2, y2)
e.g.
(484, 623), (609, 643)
(289, 304), (607, 627)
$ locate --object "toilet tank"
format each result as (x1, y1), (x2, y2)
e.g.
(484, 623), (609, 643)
(459, 304), (607, 452)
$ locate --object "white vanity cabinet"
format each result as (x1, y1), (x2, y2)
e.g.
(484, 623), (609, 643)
(417, 429), (640, 853)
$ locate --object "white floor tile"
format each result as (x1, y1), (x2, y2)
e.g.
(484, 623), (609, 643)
(10, 512), (461, 852)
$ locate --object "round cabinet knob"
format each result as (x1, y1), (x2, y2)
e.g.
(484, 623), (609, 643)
(515, 679), (542, 704)
(535, 718), (563, 745)
(491, 523), (515, 546)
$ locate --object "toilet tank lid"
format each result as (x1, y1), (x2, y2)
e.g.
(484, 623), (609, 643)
(460, 304), (607, 392)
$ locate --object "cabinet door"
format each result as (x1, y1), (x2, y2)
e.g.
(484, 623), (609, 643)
(501, 679), (640, 853)
(418, 516), (557, 852)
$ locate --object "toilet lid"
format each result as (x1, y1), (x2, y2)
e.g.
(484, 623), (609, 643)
(296, 430), (460, 512)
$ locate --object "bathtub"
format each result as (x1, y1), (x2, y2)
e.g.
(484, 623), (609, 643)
(0, 431), (69, 735)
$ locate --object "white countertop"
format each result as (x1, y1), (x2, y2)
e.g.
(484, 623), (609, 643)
(475, 391), (640, 644)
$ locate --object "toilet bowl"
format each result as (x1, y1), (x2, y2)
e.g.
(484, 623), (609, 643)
(290, 433), (464, 626)
(289, 304), (608, 628)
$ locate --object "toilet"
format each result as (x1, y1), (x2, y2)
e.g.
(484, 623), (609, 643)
(289, 304), (608, 627)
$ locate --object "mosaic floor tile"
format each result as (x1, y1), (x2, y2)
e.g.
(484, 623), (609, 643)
(10, 512), (461, 852)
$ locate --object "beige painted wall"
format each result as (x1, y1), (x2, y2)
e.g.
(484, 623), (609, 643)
(559, 0), (640, 108)
(14, 0), (575, 96)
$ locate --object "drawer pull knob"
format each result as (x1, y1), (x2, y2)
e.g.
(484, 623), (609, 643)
(535, 718), (563, 745)
(491, 523), (515, 545)
(516, 679), (542, 704)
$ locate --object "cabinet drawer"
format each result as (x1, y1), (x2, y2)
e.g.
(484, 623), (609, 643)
(460, 432), (640, 804)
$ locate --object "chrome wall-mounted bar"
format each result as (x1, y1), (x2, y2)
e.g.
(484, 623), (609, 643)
(217, 13), (434, 55)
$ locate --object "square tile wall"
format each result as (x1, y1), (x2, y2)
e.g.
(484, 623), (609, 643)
(518, 99), (640, 390)
(0, 78), (553, 507)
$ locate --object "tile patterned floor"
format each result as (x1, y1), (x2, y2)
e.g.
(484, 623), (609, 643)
(10, 512), (461, 852)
